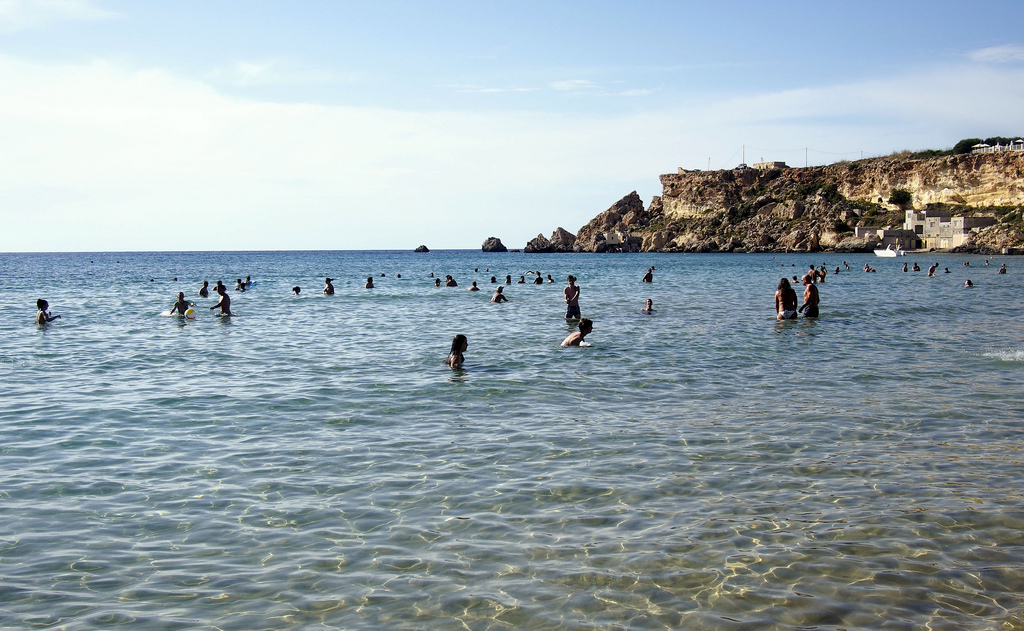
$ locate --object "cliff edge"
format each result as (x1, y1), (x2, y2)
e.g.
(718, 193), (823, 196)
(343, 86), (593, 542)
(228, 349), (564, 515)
(543, 152), (1024, 253)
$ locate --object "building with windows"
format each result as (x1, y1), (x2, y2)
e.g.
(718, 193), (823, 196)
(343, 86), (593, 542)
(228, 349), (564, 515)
(904, 209), (998, 250)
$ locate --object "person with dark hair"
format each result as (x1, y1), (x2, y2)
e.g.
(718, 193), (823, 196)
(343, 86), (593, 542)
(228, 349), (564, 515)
(775, 278), (798, 320)
(564, 275), (580, 320)
(292, 286), (301, 295)
(35, 299), (60, 324)
(199, 280), (210, 297)
(323, 278), (335, 295)
(561, 318), (593, 347)
(169, 292), (194, 316)
(365, 276), (375, 289)
(210, 284), (231, 316)
(491, 286), (508, 303)
(446, 334), (468, 368)
(798, 275), (819, 318)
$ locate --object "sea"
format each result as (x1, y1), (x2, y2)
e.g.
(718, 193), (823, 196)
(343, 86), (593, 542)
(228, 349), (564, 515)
(1, 249), (1023, 630)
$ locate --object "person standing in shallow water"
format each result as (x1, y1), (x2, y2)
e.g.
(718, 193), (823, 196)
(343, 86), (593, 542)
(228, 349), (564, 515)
(199, 280), (209, 298)
(564, 275), (581, 320)
(210, 285), (231, 316)
(323, 278), (334, 295)
(35, 299), (60, 324)
(775, 278), (798, 320)
(446, 334), (468, 368)
(491, 286), (508, 303)
(798, 275), (819, 318)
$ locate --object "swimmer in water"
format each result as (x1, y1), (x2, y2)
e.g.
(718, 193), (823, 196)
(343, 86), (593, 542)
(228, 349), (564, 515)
(235, 278), (246, 292)
(641, 298), (654, 314)
(491, 286), (508, 303)
(245, 275), (252, 287)
(434, 278), (442, 287)
(35, 298), (60, 324)
(468, 281), (480, 291)
(518, 276), (526, 284)
(365, 276), (375, 289)
(323, 278), (335, 295)
(490, 276), (497, 283)
(561, 318), (593, 347)
(965, 279), (974, 287)
(641, 267), (653, 283)
(445, 275), (458, 287)
(798, 275), (819, 318)
(292, 286), (301, 295)
(505, 275), (512, 284)
(169, 292), (195, 316)
(446, 334), (468, 368)
(199, 280), (210, 298)
(210, 285), (231, 316)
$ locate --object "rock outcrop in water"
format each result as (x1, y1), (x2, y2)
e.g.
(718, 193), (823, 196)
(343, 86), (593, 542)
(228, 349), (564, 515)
(532, 152), (1024, 253)
(414, 245), (429, 252)
(481, 237), (508, 252)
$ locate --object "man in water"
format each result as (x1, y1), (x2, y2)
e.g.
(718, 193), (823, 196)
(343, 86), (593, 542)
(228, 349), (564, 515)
(210, 285), (231, 316)
(798, 275), (819, 318)
(564, 275), (580, 320)
(199, 280), (209, 297)
(641, 298), (654, 314)
(642, 267), (653, 283)
(561, 318), (593, 347)
(323, 278), (335, 294)
(445, 275), (458, 287)
(491, 286), (508, 303)
(928, 263), (939, 277)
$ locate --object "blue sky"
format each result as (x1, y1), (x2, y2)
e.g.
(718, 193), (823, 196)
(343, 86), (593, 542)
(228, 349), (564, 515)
(1, 0), (1023, 251)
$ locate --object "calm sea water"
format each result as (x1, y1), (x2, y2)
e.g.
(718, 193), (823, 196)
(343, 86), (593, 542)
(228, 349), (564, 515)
(1, 250), (1023, 630)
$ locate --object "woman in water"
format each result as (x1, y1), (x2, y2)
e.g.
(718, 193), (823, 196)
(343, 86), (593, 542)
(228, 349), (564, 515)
(775, 278), (798, 320)
(446, 334), (468, 368)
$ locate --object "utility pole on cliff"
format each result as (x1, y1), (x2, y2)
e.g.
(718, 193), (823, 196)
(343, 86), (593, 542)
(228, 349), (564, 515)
(805, 147), (808, 168)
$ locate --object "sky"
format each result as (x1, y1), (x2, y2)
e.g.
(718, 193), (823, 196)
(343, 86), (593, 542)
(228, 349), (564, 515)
(1, 0), (1023, 252)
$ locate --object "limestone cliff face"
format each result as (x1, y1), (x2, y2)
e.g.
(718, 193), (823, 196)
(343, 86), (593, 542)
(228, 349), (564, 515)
(548, 152), (1024, 253)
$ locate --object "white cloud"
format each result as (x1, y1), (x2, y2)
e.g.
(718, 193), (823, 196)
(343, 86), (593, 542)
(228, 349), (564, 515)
(549, 79), (599, 91)
(208, 58), (341, 87)
(0, 0), (120, 31)
(0, 54), (1022, 251)
(968, 44), (1024, 64)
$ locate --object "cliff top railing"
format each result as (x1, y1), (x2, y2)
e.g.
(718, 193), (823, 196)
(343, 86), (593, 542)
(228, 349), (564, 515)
(972, 141), (1024, 154)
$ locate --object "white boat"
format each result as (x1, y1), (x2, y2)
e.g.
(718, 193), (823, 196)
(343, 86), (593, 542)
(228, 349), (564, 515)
(873, 244), (905, 257)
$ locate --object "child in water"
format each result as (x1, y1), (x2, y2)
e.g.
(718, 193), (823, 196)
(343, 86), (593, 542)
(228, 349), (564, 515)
(35, 299), (60, 324)
(446, 334), (468, 368)
(169, 292), (195, 316)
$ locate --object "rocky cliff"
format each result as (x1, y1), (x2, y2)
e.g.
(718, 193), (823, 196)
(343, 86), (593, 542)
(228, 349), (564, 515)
(533, 152), (1024, 254)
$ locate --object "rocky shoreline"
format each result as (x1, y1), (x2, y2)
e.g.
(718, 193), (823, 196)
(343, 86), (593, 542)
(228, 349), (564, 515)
(516, 152), (1024, 255)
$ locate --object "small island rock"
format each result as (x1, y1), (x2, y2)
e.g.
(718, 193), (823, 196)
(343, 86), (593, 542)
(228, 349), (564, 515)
(414, 245), (430, 252)
(481, 237), (508, 252)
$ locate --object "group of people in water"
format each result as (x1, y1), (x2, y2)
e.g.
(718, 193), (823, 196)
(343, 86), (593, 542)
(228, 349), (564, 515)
(444, 267), (657, 367)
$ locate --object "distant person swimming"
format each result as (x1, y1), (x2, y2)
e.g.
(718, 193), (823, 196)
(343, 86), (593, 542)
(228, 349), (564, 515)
(491, 286), (508, 302)
(199, 280), (209, 297)
(446, 334), (468, 368)
(323, 278), (335, 295)
(641, 298), (654, 314)
(365, 276), (375, 289)
(292, 286), (301, 295)
(468, 281), (480, 291)
(35, 299), (60, 324)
